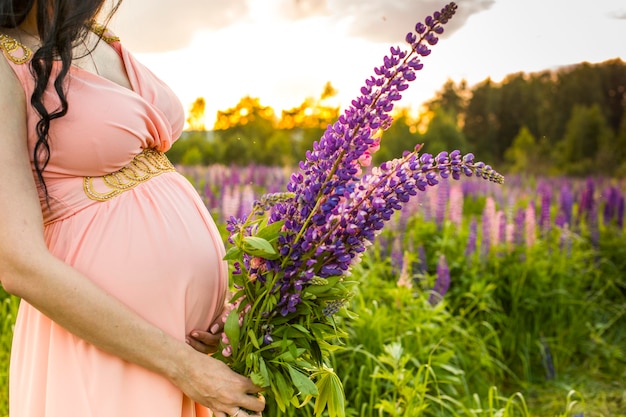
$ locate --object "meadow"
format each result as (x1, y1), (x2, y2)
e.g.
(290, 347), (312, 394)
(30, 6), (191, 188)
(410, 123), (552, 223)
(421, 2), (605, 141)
(1, 165), (625, 416)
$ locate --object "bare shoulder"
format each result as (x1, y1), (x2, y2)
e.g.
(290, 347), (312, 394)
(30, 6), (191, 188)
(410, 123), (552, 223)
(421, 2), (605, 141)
(0, 38), (27, 114)
(0, 34), (31, 172)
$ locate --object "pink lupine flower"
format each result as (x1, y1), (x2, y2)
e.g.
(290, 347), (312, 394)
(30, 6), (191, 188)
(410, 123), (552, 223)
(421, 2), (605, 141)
(396, 252), (413, 289)
(525, 203), (537, 247)
(448, 185), (464, 228)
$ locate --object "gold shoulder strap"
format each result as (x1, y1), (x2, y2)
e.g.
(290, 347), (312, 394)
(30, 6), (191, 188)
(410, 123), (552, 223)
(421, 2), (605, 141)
(0, 34), (33, 65)
(91, 23), (121, 44)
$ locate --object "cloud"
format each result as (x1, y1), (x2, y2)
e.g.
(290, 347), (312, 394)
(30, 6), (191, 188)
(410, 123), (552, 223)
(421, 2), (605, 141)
(109, 0), (248, 52)
(271, 0), (496, 43)
(109, 0), (494, 53)
(609, 8), (626, 19)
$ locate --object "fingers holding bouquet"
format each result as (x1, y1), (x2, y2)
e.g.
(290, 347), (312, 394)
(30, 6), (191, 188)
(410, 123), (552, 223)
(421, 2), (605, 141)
(186, 297), (233, 354)
(174, 347), (265, 416)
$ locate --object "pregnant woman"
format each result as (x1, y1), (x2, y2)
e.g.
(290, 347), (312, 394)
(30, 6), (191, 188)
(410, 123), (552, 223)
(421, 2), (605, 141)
(0, 1), (264, 416)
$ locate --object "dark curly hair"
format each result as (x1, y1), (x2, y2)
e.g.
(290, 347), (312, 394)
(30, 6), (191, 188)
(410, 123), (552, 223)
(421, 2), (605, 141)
(0, 0), (122, 196)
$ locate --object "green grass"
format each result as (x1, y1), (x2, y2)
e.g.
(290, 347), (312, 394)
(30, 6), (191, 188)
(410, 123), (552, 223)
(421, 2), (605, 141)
(0, 289), (18, 417)
(1, 178), (625, 416)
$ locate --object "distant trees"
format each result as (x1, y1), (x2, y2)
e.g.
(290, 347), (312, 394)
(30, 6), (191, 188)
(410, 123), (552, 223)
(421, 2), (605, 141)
(168, 58), (626, 177)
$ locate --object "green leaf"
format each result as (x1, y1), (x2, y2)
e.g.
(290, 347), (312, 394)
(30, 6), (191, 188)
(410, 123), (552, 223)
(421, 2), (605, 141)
(249, 371), (265, 388)
(310, 339), (323, 365)
(255, 220), (285, 241)
(223, 309), (240, 357)
(274, 347), (306, 362)
(314, 369), (345, 417)
(290, 323), (311, 335)
(287, 365), (319, 397)
(248, 329), (261, 350)
(223, 246), (243, 261)
(273, 370), (294, 411)
(242, 236), (281, 259)
(326, 371), (346, 417)
(313, 374), (330, 417)
(243, 236), (276, 253)
(259, 357), (270, 387)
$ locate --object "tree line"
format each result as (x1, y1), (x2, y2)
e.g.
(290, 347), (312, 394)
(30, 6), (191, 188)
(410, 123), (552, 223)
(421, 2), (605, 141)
(167, 59), (626, 176)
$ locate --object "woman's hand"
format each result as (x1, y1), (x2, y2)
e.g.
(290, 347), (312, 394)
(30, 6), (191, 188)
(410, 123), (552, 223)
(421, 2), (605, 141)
(186, 325), (221, 355)
(173, 347), (265, 417)
(187, 304), (229, 354)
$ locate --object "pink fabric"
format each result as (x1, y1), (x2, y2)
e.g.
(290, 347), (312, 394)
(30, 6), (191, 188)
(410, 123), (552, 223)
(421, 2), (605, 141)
(3, 32), (227, 416)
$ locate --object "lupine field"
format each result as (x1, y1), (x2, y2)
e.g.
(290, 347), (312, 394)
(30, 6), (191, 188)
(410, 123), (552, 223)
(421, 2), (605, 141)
(188, 165), (626, 417)
(1, 165), (625, 416)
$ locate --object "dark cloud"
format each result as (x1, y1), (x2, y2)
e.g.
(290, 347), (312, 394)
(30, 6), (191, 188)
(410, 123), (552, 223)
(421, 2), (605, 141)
(110, 0), (248, 52)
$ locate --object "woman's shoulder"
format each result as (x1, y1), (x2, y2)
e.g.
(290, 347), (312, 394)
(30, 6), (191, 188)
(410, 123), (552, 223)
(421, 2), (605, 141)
(0, 34), (27, 124)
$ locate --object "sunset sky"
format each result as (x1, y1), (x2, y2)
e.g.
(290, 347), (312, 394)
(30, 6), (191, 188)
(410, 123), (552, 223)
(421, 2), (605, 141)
(108, 0), (626, 128)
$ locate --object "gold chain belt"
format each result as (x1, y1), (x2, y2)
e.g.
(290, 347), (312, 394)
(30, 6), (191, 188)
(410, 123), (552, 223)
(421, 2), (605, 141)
(83, 148), (176, 201)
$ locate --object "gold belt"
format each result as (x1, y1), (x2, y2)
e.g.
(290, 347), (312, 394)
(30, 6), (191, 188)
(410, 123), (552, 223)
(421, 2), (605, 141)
(83, 148), (176, 201)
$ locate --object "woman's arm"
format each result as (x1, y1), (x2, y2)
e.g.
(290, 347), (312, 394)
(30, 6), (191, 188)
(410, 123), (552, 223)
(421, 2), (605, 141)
(0, 57), (264, 417)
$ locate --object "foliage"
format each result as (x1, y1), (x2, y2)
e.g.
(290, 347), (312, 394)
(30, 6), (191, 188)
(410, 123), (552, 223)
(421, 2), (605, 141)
(0, 288), (18, 417)
(168, 58), (626, 177)
(553, 104), (614, 176)
(3, 172), (626, 416)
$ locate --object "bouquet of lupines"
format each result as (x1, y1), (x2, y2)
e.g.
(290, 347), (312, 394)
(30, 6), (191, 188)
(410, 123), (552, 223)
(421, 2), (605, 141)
(214, 2), (503, 416)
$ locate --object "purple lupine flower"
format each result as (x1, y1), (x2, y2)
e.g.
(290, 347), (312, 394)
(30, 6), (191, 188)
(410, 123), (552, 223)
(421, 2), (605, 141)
(589, 201), (600, 249)
(577, 178), (595, 226)
(465, 216), (477, 258)
(416, 243), (428, 276)
(420, 188), (433, 221)
(237, 184), (256, 220)
(390, 235), (404, 275)
(525, 203), (537, 248)
(268, 149), (501, 315)
(554, 212), (566, 229)
(539, 183), (552, 233)
(435, 177), (450, 228)
(559, 183), (573, 227)
(514, 207), (526, 247)
(223, 3), (503, 318)
(603, 186), (621, 227)
(429, 254), (450, 305)
(481, 197), (494, 258)
(617, 193), (625, 229)
(215, 7), (506, 411)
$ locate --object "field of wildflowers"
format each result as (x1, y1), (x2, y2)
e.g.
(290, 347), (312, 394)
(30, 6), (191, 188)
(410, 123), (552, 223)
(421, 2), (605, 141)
(1, 167), (625, 416)
(192, 166), (625, 416)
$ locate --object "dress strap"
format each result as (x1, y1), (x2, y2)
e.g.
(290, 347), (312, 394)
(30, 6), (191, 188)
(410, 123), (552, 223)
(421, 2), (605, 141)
(0, 23), (119, 67)
(91, 23), (120, 44)
(0, 33), (33, 65)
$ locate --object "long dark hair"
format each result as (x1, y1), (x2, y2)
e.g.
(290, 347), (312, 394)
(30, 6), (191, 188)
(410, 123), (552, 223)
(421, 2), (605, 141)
(0, 0), (122, 196)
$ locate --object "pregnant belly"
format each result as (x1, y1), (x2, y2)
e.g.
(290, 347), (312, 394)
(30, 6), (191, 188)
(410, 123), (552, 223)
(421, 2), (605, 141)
(44, 173), (229, 338)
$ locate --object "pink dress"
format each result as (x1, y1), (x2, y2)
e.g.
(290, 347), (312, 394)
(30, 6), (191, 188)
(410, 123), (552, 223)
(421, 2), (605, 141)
(1, 28), (228, 416)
